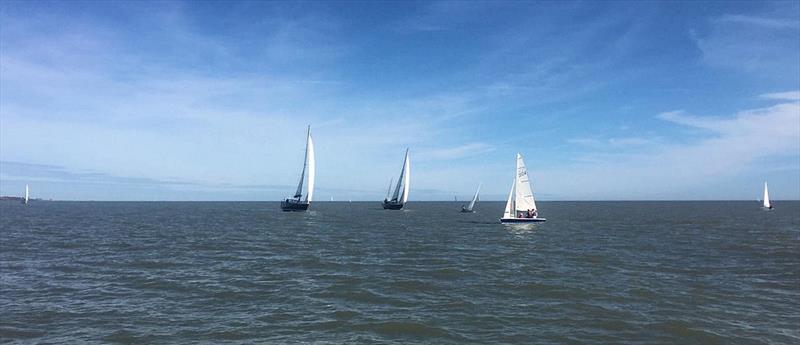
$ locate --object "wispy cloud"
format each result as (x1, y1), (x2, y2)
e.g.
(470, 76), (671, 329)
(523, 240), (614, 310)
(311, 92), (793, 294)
(568, 136), (653, 148)
(717, 14), (799, 29)
(417, 142), (495, 161)
(759, 91), (800, 101)
(546, 97), (800, 199)
(693, 4), (800, 78)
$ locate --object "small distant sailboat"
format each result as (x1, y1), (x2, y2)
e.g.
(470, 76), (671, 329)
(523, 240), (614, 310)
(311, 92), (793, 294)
(500, 153), (545, 223)
(281, 126), (315, 212)
(382, 149), (410, 210)
(23, 184), (29, 205)
(461, 183), (481, 213)
(762, 182), (773, 210)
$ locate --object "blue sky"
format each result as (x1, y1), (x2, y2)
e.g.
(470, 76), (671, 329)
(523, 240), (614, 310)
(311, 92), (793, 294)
(1, 0), (798, 201)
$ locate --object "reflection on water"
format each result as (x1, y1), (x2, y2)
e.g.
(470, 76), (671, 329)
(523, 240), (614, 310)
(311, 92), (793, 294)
(503, 222), (541, 236)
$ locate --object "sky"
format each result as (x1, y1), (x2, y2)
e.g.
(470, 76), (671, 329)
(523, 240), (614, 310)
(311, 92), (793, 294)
(1, 0), (799, 201)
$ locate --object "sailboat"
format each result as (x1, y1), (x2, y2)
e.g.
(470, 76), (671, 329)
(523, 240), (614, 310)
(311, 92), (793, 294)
(500, 153), (545, 223)
(461, 183), (481, 213)
(382, 149), (410, 210)
(762, 182), (773, 210)
(281, 126), (315, 211)
(23, 184), (29, 205)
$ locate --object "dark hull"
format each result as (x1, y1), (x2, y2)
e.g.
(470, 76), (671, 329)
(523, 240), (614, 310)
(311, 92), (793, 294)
(382, 201), (405, 210)
(460, 209), (474, 213)
(500, 217), (546, 223)
(281, 201), (310, 212)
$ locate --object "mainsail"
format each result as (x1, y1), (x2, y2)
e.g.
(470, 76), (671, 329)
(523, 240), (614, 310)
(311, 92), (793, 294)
(391, 149), (410, 203)
(305, 131), (315, 202)
(292, 126), (315, 202)
(466, 183), (481, 211)
(24, 185), (29, 205)
(514, 153), (537, 213)
(763, 182), (771, 209)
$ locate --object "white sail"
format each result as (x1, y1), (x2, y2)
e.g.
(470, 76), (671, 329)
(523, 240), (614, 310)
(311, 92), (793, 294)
(503, 178), (515, 218)
(466, 183), (481, 211)
(24, 185), (29, 205)
(391, 149), (410, 204)
(514, 153), (537, 213)
(305, 130), (315, 202)
(400, 150), (410, 204)
(763, 182), (770, 208)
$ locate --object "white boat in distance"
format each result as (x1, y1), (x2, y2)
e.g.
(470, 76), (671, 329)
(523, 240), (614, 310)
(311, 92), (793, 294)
(762, 182), (773, 210)
(500, 153), (545, 223)
(461, 183), (481, 213)
(281, 126), (315, 211)
(383, 149), (410, 210)
(23, 184), (29, 205)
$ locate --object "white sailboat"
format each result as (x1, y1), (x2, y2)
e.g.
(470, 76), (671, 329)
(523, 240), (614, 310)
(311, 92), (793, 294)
(382, 149), (410, 210)
(500, 153), (545, 223)
(281, 126), (315, 211)
(762, 182), (773, 210)
(23, 184), (29, 205)
(461, 183), (481, 213)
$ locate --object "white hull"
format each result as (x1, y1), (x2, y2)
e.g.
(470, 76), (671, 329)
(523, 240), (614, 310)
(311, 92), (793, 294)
(500, 217), (546, 223)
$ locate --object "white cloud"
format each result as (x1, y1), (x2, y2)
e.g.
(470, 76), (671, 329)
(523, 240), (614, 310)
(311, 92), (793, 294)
(416, 143), (495, 160)
(759, 91), (800, 101)
(545, 99), (800, 199)
(694, 7), (800, 78)
(717, 14), (799, 29)
(567, 136), (652, 148)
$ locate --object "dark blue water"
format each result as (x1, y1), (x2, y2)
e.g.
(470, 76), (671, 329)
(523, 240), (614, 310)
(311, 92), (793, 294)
(1, 201), (798, 344)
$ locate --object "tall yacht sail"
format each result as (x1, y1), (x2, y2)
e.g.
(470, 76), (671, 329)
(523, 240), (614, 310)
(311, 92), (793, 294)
(500, 153), (545, 223)
(24, 185), (29, 205)
(383, 149), (410, 210)
(461, 183), (481, 213)
(281, 126), (315, 211)
(763, 182), (773, 209)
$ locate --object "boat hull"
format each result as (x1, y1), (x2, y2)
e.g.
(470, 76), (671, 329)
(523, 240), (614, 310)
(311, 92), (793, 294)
(460, 209), (474, 213)
(382, 201), (405, 210)
(281, 200), (310, 212)
(500, 217), (546, 223)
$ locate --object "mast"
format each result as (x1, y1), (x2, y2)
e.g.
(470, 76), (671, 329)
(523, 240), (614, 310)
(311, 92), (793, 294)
(294, 125), (310, 199)
(385, 178), (393, 200)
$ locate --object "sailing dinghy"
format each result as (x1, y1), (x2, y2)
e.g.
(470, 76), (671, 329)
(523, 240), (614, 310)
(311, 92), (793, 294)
(500, 153), (545, 223)
(281, 126), (315, 211)
(461, 183), (481, 213)
(762, 182), (773, 210)
(23, 185), (29, 205)
(382, 149), (410, 210)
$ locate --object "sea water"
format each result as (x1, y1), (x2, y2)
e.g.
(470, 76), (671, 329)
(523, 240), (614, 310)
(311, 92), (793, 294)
(1, 201), (798, 344)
